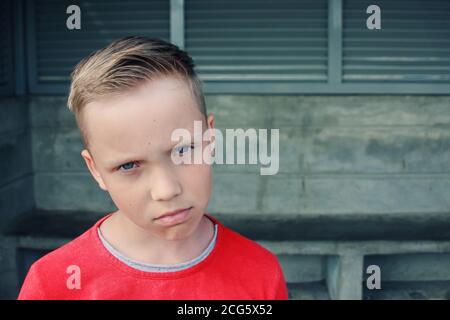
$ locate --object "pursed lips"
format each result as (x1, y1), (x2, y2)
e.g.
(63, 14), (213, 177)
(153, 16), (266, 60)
(155, 206), (192, 220)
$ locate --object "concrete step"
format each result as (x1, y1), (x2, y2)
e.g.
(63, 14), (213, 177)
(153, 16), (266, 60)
(6, 209), (450, 241)
(363, 281), (450, 300)
(287, 282), (330, 300)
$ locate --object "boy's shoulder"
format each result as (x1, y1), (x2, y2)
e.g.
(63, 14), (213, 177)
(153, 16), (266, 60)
(18, 215), (111, 299)
(30, 215), (105, 272)
(209, 215), (281, 269)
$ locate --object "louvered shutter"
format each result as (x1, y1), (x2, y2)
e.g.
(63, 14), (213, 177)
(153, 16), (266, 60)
(343, 0), (450, 83)
(28, 0), (170, 93)
(185, 0), (329, 83)
(0, 0), (14, 96)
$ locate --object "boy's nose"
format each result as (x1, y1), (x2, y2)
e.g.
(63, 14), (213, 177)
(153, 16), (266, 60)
(149, 165), (182, 201)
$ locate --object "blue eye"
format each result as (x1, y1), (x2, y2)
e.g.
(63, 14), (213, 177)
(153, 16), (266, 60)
(118, 162), (136, 171)
(175, 144), (194, 156)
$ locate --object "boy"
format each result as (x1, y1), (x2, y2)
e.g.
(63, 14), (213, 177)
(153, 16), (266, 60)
(18, 36), (288, 300)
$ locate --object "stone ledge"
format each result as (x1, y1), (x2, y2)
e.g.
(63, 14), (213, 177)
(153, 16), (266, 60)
(5, 209), (450, 241)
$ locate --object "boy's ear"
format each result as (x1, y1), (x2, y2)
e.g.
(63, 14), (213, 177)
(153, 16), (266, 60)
(206, 113), (215, 130)
(81, 149), (108, 191)
(206, 114), (216, 156)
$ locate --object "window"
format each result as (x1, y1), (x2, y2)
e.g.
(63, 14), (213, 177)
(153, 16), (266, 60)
(343, 0), (450, 84)
(186, 0), (328, 83)
(16, 0), (450, 95)
(26, 0), (170, 93)
(0, 0), (14, 96)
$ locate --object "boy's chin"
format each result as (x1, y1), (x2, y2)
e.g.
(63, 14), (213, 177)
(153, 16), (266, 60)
(156, 223), (199, 241)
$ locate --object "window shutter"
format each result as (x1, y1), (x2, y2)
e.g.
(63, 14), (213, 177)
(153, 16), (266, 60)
(28, 0), (170, 93)
(185, 0), (329, 83)
(343, 0), (450, 83)
(0, 0), (14, 96)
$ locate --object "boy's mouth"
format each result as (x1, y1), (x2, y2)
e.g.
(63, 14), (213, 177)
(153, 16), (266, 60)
(154, 206), (193, 225)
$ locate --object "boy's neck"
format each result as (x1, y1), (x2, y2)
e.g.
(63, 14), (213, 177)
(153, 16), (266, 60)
(99, 211), (215, 265)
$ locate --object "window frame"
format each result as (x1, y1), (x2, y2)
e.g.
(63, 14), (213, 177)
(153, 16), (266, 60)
(21, 0), (450, 95)
(0, 0), (15, 96)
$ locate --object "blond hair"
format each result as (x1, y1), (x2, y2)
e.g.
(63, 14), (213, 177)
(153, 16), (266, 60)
(67, 36), (206, 148)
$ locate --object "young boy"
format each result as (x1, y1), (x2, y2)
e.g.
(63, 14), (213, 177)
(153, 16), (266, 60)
(18, 36), (288, 300)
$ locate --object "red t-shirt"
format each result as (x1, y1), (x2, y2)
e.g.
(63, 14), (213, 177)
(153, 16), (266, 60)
(18, 214), (289, 300)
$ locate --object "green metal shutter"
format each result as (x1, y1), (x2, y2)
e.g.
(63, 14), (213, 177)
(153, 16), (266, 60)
(185, 0), (329, 83)
(343, 0), (450, 83)
(27, 0), (170, 93)
(0, 0), (14, 96)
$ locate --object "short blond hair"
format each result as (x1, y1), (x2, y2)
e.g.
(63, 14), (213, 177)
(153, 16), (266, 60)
(67, 36), (206, 148)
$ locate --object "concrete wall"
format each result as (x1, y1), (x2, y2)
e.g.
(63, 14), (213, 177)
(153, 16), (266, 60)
(31, 95), (450, 217)
(0, 97), (34, 299)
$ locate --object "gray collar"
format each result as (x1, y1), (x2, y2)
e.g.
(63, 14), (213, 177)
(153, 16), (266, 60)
(97, 223), (218, 272)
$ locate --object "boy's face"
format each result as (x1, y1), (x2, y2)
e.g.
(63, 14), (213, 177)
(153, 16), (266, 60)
(80, 76), (214, 241)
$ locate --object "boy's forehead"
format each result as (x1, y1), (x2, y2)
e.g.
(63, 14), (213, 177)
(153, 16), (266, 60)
(83, 77), (203, 160)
